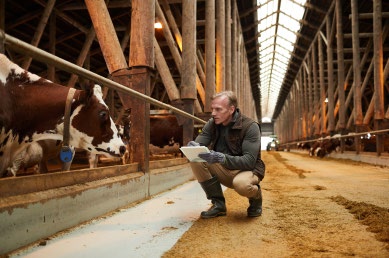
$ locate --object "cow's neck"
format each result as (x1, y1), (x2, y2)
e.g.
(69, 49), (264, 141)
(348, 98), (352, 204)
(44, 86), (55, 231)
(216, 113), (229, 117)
(63, 88), (77, 147)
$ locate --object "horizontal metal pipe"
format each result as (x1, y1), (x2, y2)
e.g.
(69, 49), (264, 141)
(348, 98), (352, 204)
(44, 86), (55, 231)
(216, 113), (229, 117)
(280, 128), (389, 146)
(0, 30), (206, 124)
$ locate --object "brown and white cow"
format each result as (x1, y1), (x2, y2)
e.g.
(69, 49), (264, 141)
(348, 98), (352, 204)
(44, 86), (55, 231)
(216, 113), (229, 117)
(148, 114), (183, 157)
(0, 53), (126, 176)
(309, 136), (341, 158)
(7, 117), (131, 175)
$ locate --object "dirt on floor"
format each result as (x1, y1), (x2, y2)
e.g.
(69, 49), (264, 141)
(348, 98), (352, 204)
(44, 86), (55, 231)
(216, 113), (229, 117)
(163, 151), (389, 258)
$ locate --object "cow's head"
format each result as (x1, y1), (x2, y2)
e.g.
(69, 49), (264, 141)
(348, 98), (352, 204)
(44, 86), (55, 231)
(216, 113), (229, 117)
(68, 84), (126, 157)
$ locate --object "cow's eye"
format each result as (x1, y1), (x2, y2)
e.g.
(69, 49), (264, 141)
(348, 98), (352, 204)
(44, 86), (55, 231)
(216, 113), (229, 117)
(99, 110), (108, 122)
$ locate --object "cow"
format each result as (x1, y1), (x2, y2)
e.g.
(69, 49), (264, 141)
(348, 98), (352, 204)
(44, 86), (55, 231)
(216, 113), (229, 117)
(309, 137), (341, 158)
(0, 53), (126, 176)
(7, 110), (132, 175)
(6, 116), (132, 176)
(297, 142), (311, 151)
(150, 114), (183, 148)
(148, 114), (183, 158)
(6, 139), (62, 176)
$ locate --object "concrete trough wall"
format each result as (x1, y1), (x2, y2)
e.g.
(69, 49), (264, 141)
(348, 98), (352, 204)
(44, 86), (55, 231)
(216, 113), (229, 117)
(0, 159), (193, 255)
(289, 149), (389, 167)
(328, 151), (389, 167)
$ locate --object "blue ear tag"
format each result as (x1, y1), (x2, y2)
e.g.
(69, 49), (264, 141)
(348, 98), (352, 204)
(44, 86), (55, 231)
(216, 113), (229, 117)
(60, 146), (74, 163)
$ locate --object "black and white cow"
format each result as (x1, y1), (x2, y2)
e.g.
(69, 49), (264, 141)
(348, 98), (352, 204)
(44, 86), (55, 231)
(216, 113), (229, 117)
(0, 53), (126, 176)
(6, 139), (62, 176)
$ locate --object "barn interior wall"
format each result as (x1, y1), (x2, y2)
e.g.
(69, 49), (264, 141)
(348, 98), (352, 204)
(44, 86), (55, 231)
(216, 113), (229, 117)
(1, 1), (388, 161)
(274, 0), (389, 156)
(1, 0), (261, 171)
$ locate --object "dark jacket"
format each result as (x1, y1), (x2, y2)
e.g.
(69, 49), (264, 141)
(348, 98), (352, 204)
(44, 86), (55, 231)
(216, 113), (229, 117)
(195, 109), (265, 180)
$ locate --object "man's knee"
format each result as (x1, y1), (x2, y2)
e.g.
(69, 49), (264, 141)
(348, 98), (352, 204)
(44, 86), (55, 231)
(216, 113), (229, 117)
(232, 173), (259, 197)
(232, 176), (250, 196)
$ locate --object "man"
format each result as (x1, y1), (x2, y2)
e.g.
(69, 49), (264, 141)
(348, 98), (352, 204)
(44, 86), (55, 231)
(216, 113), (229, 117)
(188, 91), (265, 218)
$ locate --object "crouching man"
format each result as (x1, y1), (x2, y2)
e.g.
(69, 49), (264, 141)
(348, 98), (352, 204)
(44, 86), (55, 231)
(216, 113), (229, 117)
(188, 91), (265, 218)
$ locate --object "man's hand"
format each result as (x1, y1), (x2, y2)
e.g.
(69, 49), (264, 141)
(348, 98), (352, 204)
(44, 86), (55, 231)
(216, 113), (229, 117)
(187, 141), (200, 147)
(198, 150), (225, 164)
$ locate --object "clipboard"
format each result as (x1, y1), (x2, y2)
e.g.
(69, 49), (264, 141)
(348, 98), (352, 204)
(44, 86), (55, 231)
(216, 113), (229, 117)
(179, 146), (210, 162)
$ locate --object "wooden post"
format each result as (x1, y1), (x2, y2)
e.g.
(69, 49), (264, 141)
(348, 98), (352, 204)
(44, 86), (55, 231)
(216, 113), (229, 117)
(373, 0), (385, 155)
(312, 42), (320, 137)
(216, 0), (225, 92)
(237, 39), (241, 104)
(291, 89), (297, 142)
(128, 0), (154, 170)
(225, 0), (231, 91)
(326, 15), (335, 135)
(373, 0), (384, 121)
(351, 0), (363, 153)
(205, 0), (216, 112)
(180, 0), (197, 144)
(336, 0), (346, 134)
(301, 71), (307, 139)
(231, 1), (237, 93)
(307, 58), (313, 137)
(159, 0), (205, 107)
(296, 77), (302, 140)
(362, 60), (388, 126)
(236, 41), (245, 107)
(318, 35), (327, 136)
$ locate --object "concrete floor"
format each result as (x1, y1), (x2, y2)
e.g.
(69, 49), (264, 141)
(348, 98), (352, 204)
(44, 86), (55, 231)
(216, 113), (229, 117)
(10, 180), (214, 258)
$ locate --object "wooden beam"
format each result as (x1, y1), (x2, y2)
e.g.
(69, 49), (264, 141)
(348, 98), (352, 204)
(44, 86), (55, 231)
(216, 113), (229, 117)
(23, 0), (56, 70)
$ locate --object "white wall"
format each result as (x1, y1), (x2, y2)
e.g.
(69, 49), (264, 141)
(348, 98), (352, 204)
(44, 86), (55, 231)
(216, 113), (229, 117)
(261, 136), (273, 150)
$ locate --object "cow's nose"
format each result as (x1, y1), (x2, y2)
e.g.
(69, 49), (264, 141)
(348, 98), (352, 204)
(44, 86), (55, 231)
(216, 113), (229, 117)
(120, 145), (126, 155)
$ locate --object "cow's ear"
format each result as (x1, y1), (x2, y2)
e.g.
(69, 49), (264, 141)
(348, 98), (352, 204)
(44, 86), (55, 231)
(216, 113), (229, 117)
(84, 82), (94, 103)
(93, 84), (103, 98)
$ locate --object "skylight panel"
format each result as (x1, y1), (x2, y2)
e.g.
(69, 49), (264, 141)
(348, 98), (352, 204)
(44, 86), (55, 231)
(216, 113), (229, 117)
(257, 0), (307, 121)
(276, 38), (293, 51)
(277, 27), (297, 43)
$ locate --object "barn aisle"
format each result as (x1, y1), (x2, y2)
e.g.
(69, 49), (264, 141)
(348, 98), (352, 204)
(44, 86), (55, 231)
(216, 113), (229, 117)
(8, 151), (389, 257)
(9, 180), (212, 258)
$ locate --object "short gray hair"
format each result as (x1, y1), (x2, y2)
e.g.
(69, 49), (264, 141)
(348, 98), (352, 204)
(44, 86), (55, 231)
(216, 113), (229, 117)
(212, 91), (238, 108)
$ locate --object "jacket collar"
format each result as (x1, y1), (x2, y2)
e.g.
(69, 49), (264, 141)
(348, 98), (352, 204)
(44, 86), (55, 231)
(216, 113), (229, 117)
(230, 109), (244, 129)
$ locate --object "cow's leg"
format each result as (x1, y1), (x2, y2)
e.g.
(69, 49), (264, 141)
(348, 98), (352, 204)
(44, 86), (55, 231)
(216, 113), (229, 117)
(38, 160), (49, 173)
(7, 157), (23, 176)
(89, 153), (99, 168)
(6, 148), (27, 176)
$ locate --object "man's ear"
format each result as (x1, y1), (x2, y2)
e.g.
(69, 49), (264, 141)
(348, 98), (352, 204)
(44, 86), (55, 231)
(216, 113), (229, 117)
(229, 105), (236, 114)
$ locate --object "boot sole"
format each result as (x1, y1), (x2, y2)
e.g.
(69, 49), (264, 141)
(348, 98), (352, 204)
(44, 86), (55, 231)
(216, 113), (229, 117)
(247, 212), (262, 217)
(201, 212), (227, 219)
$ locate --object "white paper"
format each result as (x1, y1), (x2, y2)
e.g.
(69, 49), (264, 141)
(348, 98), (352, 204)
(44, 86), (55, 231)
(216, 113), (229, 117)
(179, 146), (210, 162)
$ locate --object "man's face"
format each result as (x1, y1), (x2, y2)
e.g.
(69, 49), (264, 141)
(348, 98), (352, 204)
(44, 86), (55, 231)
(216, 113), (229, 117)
(211, 95), (235, 125)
